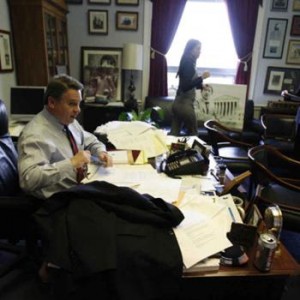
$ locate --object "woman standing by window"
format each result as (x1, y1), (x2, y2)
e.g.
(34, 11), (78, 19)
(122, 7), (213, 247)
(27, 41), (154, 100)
(169, 39), (210, 136)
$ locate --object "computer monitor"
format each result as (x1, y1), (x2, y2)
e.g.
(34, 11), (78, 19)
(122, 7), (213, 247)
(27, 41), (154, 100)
(10, 86), (46, 122)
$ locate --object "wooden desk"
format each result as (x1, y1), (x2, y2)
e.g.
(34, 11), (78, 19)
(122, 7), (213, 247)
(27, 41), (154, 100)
(180, 222), (299, 300)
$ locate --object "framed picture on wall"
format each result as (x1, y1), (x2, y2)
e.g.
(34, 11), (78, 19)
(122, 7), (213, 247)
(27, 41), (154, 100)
(291, 15), (300, 35)
(0, 30), (13, 72)
(88, 10), (108, 34)
(116, 0), (139, 5)
(116, 11), (138, 30)
(81, 47), (122, 101)
(88, 0), (111, 4)
(263, 18), (288, 59)
(264, 66), (300, 94)
(293, 0), (300, 11)
(271, 0), (289, 11)
(286, 40), (300, 64)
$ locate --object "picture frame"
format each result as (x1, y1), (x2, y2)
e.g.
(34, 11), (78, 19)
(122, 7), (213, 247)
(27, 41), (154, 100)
(66, 0), (83, 4)
(271, 0), (289, 11)
(116, 11), (138, 31)
(88, 10), (108, 35)
(263, 18), (288, 59)
(0, 30), (13, 72)
(264, 66), (300, 94)
(291, 15), (300, 36)
(293, 0), (300, 11)
(88, 0), (111, 4)
(286, 40), (300, 64)
(81, 47), (122, 101)
(116, 0), (139, 5)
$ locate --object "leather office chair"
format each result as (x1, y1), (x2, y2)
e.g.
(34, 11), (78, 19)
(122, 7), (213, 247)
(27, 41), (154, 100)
(260, 113), (296, 156)
(248, 145), (300, 232)
(204, 119), (255, 175)
(0, 99), (41, 277)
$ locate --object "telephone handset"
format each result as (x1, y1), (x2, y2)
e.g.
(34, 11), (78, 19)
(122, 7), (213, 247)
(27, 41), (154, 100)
(162, 148), (209, 177)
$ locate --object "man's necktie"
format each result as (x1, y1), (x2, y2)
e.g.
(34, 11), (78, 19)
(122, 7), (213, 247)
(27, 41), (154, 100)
(64, 126), (85, 183)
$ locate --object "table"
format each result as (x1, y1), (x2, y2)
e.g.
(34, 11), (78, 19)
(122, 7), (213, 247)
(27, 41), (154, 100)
(180, 241), (299, 300)
(170, 140), (300, 299)
(178, 170), (299, 300)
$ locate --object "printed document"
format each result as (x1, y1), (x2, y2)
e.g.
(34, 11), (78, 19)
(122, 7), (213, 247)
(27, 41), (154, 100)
(174, 192), (241, 268)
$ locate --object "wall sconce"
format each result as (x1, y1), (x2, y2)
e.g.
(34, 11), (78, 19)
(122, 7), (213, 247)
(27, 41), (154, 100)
(122, 43), (143, 111)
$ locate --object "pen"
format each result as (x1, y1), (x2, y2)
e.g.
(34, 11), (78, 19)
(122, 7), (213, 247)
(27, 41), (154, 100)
(228, 207), (236, 222)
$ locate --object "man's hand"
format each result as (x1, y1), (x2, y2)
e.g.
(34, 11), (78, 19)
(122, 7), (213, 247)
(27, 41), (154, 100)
(70, 150), (91, 169)
(99, 151), (113, 167)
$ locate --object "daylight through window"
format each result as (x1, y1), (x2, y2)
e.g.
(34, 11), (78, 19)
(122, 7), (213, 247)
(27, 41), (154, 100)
(166, 0), (238, 96)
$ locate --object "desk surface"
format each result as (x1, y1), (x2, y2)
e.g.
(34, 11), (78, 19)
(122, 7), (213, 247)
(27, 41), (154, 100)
(183, 241), (299, 278)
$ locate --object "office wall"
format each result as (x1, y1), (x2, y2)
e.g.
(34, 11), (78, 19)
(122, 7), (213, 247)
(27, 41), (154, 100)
(0, 0), (16, 111)
(250, 0), (299, 106)
(67, 1), (148, 103)
(0, 0), (298, 113)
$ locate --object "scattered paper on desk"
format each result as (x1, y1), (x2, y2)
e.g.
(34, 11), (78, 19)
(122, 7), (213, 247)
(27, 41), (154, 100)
(83, 163), (182, 203)
(108, 150), (147, 165)
(94, 121), (169, 158)
(109, 150), (132, 164)
(174, 192), (241, 268)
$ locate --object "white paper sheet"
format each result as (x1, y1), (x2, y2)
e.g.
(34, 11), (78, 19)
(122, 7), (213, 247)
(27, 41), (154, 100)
(83, 163), (182, 203)
(174, 193), (241, 268)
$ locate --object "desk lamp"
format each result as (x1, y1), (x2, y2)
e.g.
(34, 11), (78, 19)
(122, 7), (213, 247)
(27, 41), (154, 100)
(122, 43), (143, 112)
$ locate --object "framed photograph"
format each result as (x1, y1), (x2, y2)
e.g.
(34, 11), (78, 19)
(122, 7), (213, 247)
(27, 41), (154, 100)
(263, 18), (288, 59)
(286, 40), (300, 64)
(88, 10), (108, 35)
(66, 0), (83, 4)
(81, 47), (122, 101)
(291, 15), (300, 36)
(293, 0), (300, 11)
(271, 0), (289, 11)
(0, 30), (13, 72)
(88, 0), (111, 4)
(116, 0), (139, 5)
(116, 11), (138, 31)
(264, 66), (300, 94)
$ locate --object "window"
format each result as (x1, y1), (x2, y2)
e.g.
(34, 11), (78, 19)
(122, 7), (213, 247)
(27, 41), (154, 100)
(166, 0), (238, 96)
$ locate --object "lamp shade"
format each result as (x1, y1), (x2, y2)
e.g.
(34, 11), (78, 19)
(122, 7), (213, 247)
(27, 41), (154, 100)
(122, 43), (143, 71)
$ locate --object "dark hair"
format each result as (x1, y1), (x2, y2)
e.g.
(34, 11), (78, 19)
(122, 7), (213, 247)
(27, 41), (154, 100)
(182, 39), (201, 58)
(0, 99), (9, 136)
(44, 74), (84, 104)
(177, 39), (201, 77)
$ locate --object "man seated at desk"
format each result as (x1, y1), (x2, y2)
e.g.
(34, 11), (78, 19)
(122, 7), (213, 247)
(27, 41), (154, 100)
(18, 74), (113, 200)
(17, 74), (184, 299)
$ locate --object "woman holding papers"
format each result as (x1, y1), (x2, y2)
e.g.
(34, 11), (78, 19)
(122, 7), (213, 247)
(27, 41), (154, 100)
(170, 39), (210, 136)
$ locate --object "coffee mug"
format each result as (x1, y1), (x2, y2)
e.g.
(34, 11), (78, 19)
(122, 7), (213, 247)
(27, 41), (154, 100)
(232, 196), (245, 220)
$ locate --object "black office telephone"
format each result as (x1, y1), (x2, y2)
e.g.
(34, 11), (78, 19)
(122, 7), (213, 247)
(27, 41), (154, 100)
(162, 148), (209, 177)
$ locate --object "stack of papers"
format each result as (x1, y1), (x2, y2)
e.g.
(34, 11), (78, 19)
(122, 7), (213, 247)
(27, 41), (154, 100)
(83, 163), (182, 204)
(174, 192), (242, 269)
(94, 121), (169, 158)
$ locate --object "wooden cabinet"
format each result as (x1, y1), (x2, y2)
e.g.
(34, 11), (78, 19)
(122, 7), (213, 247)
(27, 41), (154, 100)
(8, 0), (69, 86)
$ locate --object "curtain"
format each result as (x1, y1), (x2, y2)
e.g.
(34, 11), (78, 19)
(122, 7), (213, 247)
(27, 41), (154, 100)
(225, 0), (260, 86)
(148, 0), (187, 97)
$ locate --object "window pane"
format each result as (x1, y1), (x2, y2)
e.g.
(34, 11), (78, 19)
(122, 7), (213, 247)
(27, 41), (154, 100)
(166, 0), (238, 92)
